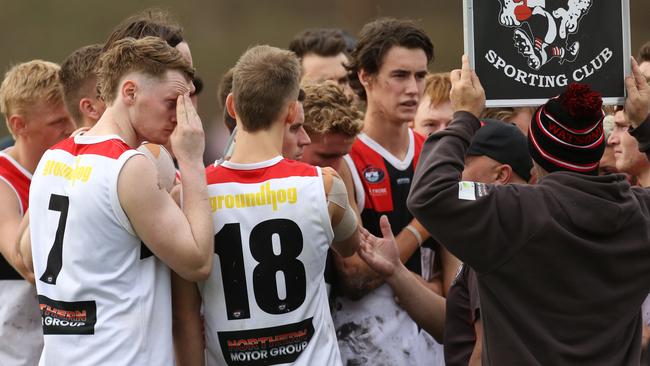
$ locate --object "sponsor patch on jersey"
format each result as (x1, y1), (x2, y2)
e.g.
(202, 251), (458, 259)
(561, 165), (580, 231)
(38, 295), (97, 335)
(217, 317), (315, 365)
(396, 177), (411, 185)
(458, 181), (490, 201)
(362, 166), (385, 184)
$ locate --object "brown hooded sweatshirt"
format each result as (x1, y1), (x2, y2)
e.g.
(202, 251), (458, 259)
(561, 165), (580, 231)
(408, 111), (650, 365)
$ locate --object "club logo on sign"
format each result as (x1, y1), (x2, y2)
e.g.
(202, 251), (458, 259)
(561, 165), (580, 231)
(467, 0), (628, 104)
(498, 0), (592, 70)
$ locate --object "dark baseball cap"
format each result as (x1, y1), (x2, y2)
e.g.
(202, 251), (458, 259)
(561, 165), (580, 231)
(467, 119), (533, 182)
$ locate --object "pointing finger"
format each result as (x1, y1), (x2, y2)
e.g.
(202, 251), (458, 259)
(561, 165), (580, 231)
(625, 75), (639, 100)
(461, 55), (472, 83)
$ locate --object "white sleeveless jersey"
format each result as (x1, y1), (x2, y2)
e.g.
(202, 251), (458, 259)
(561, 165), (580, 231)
(202, 156), (342, 366)
(0, 150), (43, 366)
(29, 135), (173, 366)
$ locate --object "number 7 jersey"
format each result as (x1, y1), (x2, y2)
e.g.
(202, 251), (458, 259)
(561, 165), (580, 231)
(29, 135), (174, 366)
(203, 156), (342, 366)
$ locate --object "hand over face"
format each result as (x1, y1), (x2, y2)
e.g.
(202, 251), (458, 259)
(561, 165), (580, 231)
(171, 94), (205, 164)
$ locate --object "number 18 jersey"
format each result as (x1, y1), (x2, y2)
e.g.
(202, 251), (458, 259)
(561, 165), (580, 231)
(203, 156), (342, 366)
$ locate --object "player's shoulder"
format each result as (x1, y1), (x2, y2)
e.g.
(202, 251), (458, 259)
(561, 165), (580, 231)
(321, 166), (342, 194)
(277, 158), (319, 176)
(50, 136), (133, 160)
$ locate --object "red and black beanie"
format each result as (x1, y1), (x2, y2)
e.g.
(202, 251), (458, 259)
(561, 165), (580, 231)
(528, 83), (605, 175)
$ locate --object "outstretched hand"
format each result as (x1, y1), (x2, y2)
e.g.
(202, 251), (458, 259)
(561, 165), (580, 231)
(625, 57), (650, 128)
(450, 55), (486, 118)
(357, 215), (401, 278)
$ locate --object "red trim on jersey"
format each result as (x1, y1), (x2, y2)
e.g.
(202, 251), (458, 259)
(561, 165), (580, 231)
(349, 139), (394, 212)
(206, 159), (318, 184)
(350, 130), (425, 213)
(0, 155), (30, 212)
(412, 131), (425, 169)
(51, 137), (132, 159)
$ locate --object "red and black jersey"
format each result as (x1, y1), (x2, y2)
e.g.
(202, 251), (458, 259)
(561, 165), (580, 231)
(0, 150), (31, 280)
(345, 129), (435, 275)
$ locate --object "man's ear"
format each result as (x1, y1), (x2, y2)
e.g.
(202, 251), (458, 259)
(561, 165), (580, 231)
(284, 101), (298, 125)
(8, 115), (26, 137)
(358, 69), (373, 90)
(225, 93), (237, 120)
(495, 164), (513, 185)
(121, 80), (137, 105)
(79, 98), (101, 120)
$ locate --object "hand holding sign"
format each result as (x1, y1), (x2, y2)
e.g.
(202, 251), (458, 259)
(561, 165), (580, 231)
(450, 55), (486, 118)
(624, 58), (650, 128)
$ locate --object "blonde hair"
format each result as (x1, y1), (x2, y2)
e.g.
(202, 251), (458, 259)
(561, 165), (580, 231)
(97, 36), (194, 104)
(302, 81), (363, 137)
(233, 45), (301, 132)
(0, 60), (62, 136)
(425, 73), (451, 107)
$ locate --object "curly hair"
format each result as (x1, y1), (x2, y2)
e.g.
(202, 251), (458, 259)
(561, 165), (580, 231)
(302, 81), (363, 137)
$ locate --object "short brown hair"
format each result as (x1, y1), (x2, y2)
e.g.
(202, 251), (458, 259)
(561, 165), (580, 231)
(0, 60), (63, 136)
(638, 41), (650, 63)
(302, 81), (363, 137)
(347, 18), (434, 101)
(103, 9), (183, 52)
(424, 73), (451, 107)
(59, 44), (103, 124)
(232, 45), (301, 132)
(288, 28), (348, 59)
(97, 37), (194, 105)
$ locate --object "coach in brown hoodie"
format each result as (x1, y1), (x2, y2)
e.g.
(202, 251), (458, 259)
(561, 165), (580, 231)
(405, 56), (650, 365)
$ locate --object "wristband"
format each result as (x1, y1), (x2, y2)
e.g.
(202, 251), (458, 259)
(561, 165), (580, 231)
(404, 224), (423, 247)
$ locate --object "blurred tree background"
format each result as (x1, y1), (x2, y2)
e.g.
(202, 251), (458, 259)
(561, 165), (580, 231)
(0, 0), (648, 142)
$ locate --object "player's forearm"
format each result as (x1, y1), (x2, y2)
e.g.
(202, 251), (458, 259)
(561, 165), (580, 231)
(395, 221), (429, 263)
(386, 263), (446, 342)
(178, 160), (213, 278)
(172, 274), (205, 366)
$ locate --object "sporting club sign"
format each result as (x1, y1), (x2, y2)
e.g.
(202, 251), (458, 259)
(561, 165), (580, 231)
(464, 0), (631, 106)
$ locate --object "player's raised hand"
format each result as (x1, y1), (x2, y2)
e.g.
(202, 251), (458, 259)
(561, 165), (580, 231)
(357, 215), (401, 278)
(450, 55), (486, 118)
(625, 57), (650, 128)
(172, 93), (205, 164)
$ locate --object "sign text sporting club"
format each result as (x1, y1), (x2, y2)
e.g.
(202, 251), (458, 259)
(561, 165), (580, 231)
(464, 0), (631, 106)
